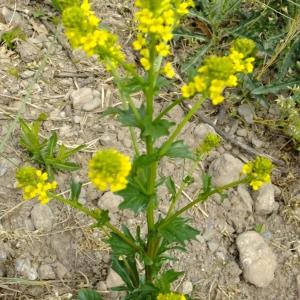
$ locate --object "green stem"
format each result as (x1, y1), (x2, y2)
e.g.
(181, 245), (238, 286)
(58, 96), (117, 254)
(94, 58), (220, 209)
(158, 97), (206, 157)
(154, 97), (184, 122)
(51, 194), (140, 252)
(159, 177), (249, 230)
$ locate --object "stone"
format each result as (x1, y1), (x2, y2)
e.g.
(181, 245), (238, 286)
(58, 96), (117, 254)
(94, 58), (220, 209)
(193, 123), (216, 142)
(54, 262), (69, 279)
(297, 275), (300, 298)
(209, 153), (243, 186)
(20, 70), (35, 79)
(238, 103), (254, 124)
(31, 204), (54, 231)
(251, 136), (264, 148)
(0, 242), (8, 262)
(237, 185), (253, 213)
(98, 192), (122, 213)
(0, 7), (23, 25)
(236, 128), (248, 137)
(0, 159), (8, 176)
(15, 257), (38, 280)
(17, 40), (40, 63)
(96, 281), (107, 291)
(237, 231), (277, 287)
(70, 88), (102, 111)
(254, 183), (277, 215)
(105, 268), (124, 289)
(38, 264), (56, 280)
(51, 233), (75, 266)
(182, 280), (193, 294)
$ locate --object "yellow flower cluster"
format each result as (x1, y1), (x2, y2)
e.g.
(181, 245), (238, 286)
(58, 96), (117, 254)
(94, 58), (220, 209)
(16, 167), (57, 205)
(157, 292), (186, 300)
(133, 0), (194, 74)
(181, 38), (256, 105)
(196, 133), (221, 157)
(61, 0), (125, 70)
(242, 157), (273, 190)
(88, 149), (132, 192)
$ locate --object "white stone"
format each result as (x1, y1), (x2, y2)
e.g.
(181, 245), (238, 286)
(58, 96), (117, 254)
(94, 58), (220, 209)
(39, 264), (56, 280)
(193, 123), (216, 142)
(105, 268), (124, 289)
(237, 185), (253, 213)
(237, 231), (277, 287)
(209, 153), (243, 186)
(17, 41), (40, 63)
(54, 262), (69, 279)
(182, 280), (193, 294)
(238, 104), (254, 124)
(70, 88), (102, 111)
(31, 204), (54, 231)
(254, 183), (277, 215)
(98, 192), (122, 212)
(236, 128), (248, 137)
(15, 257), (38, 280)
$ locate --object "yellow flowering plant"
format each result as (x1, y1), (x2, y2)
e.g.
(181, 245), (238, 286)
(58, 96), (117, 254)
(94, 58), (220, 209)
(16, 1), (274, 299)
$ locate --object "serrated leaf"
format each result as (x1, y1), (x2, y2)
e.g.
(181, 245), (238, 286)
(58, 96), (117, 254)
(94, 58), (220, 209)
(111, 257), (135, 291)
(70, 180), (82, 202)
(108, 233), (136, 257)
(156, 270), (184, 293)
(77, 289), (102, 300)
(122, 76), (146, 94)
(117, 182), (149, 213)
(142, 119), (175, 140)
(159, 217), (199, 245)
(133, 153), (159, 168)
(164, 140), (196, 160)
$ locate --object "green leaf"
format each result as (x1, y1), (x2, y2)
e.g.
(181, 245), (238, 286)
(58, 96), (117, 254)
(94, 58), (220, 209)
(70, 180), (82, 202)
(108, 232), (136, 258)
(122, 76), (146, 94)
(77, 289), (102, 300)
(117, 182), (149, 213)
(165, 177), (176, 197)
(159, 217), (199, 245)
(164, 140), (196, 160)
(60, 144), (85, 159)
(202, 173), (212, 194)
(251, 80), (300, 95)
(133, 153), (159, 168)
(156, 270), (184, 293)
(112, 257), (135, 291)
(142, 119), (175, 140)
(46, 160), (80, 172)
(45, 132), (57, 158)
(93, 210), (110, 227)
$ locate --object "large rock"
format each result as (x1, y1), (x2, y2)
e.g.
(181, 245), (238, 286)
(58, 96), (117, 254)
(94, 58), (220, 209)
(70, 88), (102, 111)
(237, 231), (277, 287)
(105, 268), (124, 289)
(15, 257), (38, 280)
(209, 153), (243, 186)
(98, 192), (122, 212)
(17, 40), (40, 63)
(193, 123), (216, 142)
(254, 183), (277, 215)
(238, 103), (254, 124)
(31, 204), (54, 231)
(38, 264), (56, 280)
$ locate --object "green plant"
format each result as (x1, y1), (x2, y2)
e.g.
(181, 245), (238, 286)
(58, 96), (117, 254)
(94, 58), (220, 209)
(16, 1), (274, 299)
(19, 114), (85, 179)
(0, 26), (26, 50)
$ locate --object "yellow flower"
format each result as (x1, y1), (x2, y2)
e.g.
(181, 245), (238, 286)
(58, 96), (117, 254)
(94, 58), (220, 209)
(181, 83), (196, 98)
(88, 149), (131, 192)
(242, 157), (272, 190)
(162, 62), (175, 78)
(16, 167), (57, 205)
(133, 34), (147, 51)
(156, 43), (170, 57)
(157, 292), (186, 300)
(140, 57), (151, 70)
